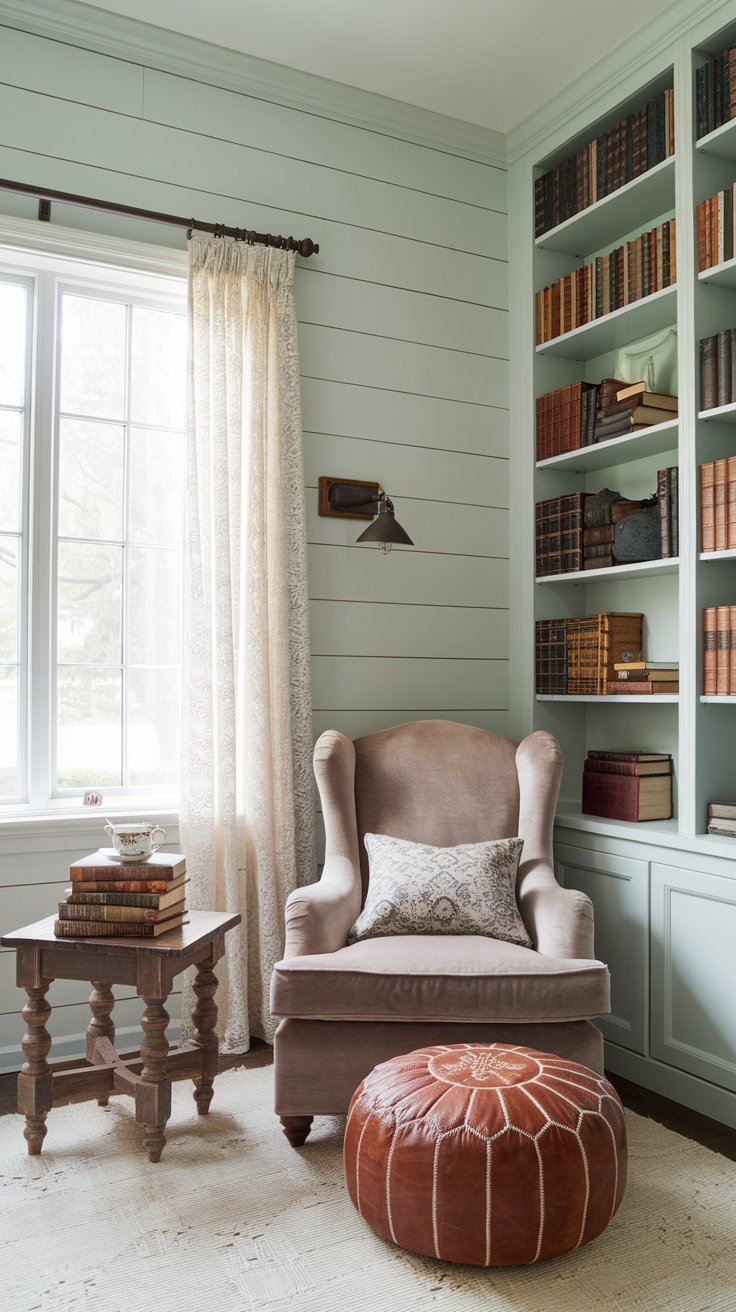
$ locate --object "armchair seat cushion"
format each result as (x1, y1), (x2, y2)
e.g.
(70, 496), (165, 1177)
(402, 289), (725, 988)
(271, 934), (610, 1025)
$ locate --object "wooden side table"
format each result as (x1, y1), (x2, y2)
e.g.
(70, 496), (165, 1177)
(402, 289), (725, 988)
(0, 910), (240, 1162)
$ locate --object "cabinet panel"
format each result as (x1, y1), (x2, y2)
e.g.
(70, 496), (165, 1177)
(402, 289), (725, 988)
(651, 863), (736, 1091)
(556, 844), (648, 1053)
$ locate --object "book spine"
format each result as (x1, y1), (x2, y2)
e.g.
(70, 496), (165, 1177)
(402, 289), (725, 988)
(717, 330), (732, 406)
(582, 770), (640, 821)
(587, 750), (668, 762)
(670, 465), (679, 556)
(57, 902), (165, 923)
(731, 605), (736, 696)
(708, 802), (736, 819)
(69, 865), (182, 881)
(65, 889), (174, 908)
(69, 879), (178, 893)
(715, 458), (728, 550)
(657, 467), (670, 558)
(717, 604), (731, 695)
(605, 681), (653, 694)
(701, 461), (715, 551)
(54, 919), (160, 937)
(704, 607), (718, 695)
(584, 759), (653, 776)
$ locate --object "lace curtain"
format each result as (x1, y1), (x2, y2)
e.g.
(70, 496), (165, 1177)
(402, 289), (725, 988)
(180, 235), (315, 1050)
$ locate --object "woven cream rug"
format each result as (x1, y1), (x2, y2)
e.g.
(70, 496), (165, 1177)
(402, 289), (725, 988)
(1, 1063), (734, 1311)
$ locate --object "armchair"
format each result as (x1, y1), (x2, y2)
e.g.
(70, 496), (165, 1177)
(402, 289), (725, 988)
(271, 721), (610, 1145)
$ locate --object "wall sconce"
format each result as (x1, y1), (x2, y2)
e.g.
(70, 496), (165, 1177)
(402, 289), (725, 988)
(318, 477), (414, 555)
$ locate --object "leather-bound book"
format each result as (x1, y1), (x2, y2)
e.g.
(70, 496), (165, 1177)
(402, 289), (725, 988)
(730, 606), (736, 695)
(658, 468), (671, 557)
(717, 330), (732, 407)
(727, 456), (736, 548)
(704, 607), (718, 695)
(715, 458), (728, 550)
(584, 524), (615, 546)
(717, 604), (731, 695)
(701, 461), (715, 551)
(584, 756), (671, 775)
(582, 769), (672, 821)
(701, 335), (718, 410)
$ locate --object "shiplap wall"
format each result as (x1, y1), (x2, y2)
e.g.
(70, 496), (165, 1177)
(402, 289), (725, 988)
(0, 6), (508, 1069)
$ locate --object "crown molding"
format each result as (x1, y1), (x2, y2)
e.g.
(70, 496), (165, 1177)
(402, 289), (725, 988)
(0, 0), (507, 170)
(506, 0), (730, 164)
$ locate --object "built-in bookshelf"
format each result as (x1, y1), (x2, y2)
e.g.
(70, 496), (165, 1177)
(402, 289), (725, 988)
(511, 8), (736, 844)
(509, 0), (736, 1130)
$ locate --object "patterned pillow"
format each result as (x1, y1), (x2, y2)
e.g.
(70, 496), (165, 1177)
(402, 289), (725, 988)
(347, 833), (531, 948)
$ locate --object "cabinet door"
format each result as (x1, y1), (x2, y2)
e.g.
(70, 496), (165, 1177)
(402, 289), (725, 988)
(556, 844), (648, 1054)
(651, 863), (736, 1092)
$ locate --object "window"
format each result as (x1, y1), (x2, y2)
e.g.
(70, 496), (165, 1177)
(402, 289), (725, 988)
(0, 238), (186, 812)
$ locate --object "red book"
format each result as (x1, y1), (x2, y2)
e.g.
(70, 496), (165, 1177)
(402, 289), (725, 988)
(582, 770), (673, 821)
(584, 758), (672, 776)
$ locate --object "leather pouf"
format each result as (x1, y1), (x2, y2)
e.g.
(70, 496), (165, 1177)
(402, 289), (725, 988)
(344, 1043), (627, 1266)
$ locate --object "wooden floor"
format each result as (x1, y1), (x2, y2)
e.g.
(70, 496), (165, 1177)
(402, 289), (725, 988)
(1, 1042), (734, 1160)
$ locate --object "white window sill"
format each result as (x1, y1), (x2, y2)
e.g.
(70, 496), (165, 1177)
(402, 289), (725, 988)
(0, 801), (180, 854)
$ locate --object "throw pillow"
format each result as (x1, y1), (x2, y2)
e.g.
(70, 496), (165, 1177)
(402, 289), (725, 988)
(347, 833), (531, 948)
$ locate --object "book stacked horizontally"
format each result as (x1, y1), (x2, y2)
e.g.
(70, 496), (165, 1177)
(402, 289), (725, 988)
(707, 802), (736, 837)
(607, 660), (679, 696)
(594, 381), (678, 444)
(582, 751), (673, 822)
(53, 851), (189, 938)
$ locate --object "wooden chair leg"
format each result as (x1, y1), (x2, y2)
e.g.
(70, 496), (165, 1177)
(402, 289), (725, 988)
(280, 1114), (313, 1147)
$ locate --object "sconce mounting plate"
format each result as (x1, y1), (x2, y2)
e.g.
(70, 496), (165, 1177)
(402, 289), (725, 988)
(318, 476), (380, 520)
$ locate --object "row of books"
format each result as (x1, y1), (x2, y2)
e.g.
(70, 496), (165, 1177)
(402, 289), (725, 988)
(695, 185), (736, 271)
(582, 751), (673, 823)
(535, 612), (642, 696)
(700, 331), (736, 411)
(703, 607), (736, 697)
(536, 475), (677, 577)
(696, 47), (736, 140)
(700, 458), (736, 553)
(534, 89), (675, 237)
(53, 850), (189, 938)
(707, 801), (736, 837)
(535, 220), (676, 345)
(535, 378), (677, 462)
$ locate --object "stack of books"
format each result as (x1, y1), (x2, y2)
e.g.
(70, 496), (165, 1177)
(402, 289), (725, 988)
(696, 48), (736, 140)
(700, 458), (736, 551)
(535, 380), (597, 460)
(703, 607), (736, 696)
(535, 89), (674, 237)
(695, 188), (736, 271)
(534, 219), (676, 345)
(607, 660), (679, 696)
(594, 381), (678, 443)
(700, 332), (736, 411)
(582, 751), (673, 822)
(54, 851), (189, 938)
(707, 802), (736, 837)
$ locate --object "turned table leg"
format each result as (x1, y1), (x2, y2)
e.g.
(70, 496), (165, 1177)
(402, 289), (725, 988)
(87, 982), (115, 1105)
(191, 958), (219, 1115)
(280, 1115), (314, 1147)
(136, 997), (171, 1163)
(18, 982), (53, 1155)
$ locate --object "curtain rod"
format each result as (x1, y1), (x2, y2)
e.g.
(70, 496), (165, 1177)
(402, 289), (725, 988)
(0, 177), (320, 258)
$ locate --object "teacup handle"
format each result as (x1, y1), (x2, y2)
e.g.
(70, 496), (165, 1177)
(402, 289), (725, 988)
(150, 826), (167, 853)
(104, 822), (115, 841)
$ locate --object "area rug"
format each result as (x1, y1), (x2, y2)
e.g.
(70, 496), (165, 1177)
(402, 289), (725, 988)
(0, 1063), (734, 1311)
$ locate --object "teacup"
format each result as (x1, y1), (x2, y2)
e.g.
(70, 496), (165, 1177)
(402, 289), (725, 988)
(104, 822), (167, 859)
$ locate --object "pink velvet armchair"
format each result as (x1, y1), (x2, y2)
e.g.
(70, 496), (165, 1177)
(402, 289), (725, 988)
(271, 720), (610, 1146)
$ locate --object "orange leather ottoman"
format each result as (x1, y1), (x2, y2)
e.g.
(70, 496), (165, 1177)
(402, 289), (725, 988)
(344, 1042), (627, 1266)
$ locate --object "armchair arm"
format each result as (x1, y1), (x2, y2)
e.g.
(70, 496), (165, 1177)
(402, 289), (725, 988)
(517, 858), (595, 959)
(283, 855), (362, 958)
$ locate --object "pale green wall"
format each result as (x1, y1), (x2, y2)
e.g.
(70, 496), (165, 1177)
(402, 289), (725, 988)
(0, 2), (508, 1066)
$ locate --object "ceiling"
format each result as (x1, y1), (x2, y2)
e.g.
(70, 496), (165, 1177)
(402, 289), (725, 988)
(80, 0), (677, 133)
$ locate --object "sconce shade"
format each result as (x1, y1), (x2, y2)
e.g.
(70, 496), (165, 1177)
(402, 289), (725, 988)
(356, 503), (414, 546)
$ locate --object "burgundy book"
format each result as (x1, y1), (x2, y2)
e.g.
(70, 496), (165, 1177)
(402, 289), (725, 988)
(584, 757), (672, 776)
(582, 770), (673, 821)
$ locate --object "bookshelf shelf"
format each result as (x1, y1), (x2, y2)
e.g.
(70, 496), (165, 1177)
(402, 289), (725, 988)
(695, 115), (736, 161)
(698, 255), (736, 291)
(536, 419), (678, 471)
(537, 694), (679, 703)
(700, 695), (736, 703)
(536, 558), (679, 585)
(699, 548), (736, 561)
(698, 402), (736, 424)
(534, 157), (676, 257)
(535, 286), (677, 361)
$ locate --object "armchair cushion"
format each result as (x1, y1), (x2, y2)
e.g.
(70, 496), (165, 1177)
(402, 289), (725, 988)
(271, 934), (610, 1025)
(348, 833), (531, 948)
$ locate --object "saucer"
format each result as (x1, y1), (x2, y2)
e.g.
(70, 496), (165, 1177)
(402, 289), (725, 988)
(99, 846), (153, 863)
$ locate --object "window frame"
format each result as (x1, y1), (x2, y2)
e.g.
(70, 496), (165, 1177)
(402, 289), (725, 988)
(0, 216), (188, 820)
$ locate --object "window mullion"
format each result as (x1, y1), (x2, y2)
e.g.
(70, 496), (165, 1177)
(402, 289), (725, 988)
(27, 271), (58, 810)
